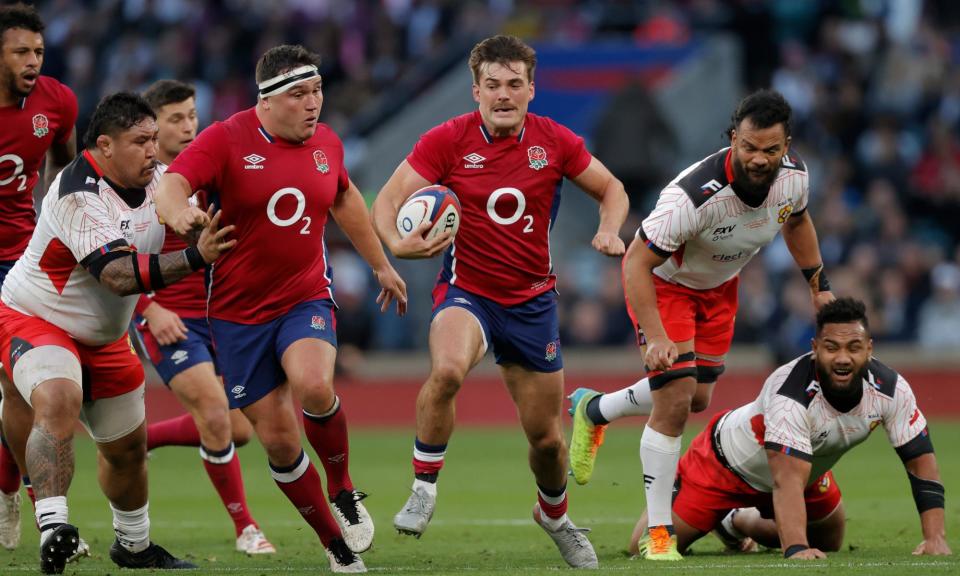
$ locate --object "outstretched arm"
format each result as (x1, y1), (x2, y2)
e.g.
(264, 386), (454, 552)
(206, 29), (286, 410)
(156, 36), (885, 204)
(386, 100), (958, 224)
(332, 179), (407, 315)
(904, 453), (951, 555)
(782, 211), (833, 310)
(570, 156), (628, 256)
(767, 449), (826, 560)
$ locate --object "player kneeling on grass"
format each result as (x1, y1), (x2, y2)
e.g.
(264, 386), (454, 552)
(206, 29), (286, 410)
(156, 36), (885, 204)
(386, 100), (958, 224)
(628, 298), (951, 560)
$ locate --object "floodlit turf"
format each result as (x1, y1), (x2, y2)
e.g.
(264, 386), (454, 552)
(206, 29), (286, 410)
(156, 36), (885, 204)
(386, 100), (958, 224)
(2, 421), (958, 574)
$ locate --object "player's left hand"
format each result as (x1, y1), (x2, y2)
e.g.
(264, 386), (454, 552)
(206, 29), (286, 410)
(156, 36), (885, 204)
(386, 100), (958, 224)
(812, 290), (835, 311)
(374, 264), (408, 316)
(592, 231), (625, 256)
(913, 536), (952, 556)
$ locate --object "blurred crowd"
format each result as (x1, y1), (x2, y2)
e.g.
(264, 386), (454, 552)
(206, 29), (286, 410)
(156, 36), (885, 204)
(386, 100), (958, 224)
(27, 0), (960, 363)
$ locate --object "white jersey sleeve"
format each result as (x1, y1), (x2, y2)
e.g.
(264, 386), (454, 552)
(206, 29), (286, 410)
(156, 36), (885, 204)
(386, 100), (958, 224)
(639, 186), (700, 255)
(48, 190), (127, 264)
(882, 375), (928, 448)
(762, 381), (814, 459)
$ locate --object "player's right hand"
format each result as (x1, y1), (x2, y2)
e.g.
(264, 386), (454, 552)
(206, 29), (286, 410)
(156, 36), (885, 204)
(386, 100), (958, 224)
(787, 548), (827, 560)
(644, 335), (678, 372)
(170, 206), (210, 237)
(391, 221), (453, 259)
(913, 536), (952, 556)
(197, 207), (237, 263)
(143, 302), (189, 346)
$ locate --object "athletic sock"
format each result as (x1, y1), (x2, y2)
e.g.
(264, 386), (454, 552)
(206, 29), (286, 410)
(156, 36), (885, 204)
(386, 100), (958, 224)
(36, 496), (68, 546)
(302, 397), (353, 498)
(23, 476), (35, 507)
(536, 483), (568, 530)
(270, 450), (341, 546)
(111, 502), (150, 553)
(147, 413), (201, 450)
(596, 377), (653, 423)
(640, 425), (681, 528)
(200, 443), (256, 536)
(412, 438), (446, 480)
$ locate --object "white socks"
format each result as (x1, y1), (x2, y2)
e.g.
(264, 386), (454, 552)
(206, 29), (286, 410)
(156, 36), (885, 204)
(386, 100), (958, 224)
(36, 496), (69, 547)
(413, 478), (437, 497)
(598, 377), (653, 421)
(111, 502), (150, 553)
(640, 426), (682, 528)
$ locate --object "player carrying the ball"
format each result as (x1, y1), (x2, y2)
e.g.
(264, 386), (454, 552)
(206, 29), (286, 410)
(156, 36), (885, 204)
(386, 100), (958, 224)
(372, 34), (629, 569)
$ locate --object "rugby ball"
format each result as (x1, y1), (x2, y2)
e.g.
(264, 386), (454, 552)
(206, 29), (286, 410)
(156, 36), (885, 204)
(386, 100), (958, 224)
(396, 185), (461, 240)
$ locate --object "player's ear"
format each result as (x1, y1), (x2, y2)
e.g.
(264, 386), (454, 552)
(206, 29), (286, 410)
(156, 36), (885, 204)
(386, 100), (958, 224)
(96, 134), (113, 158)
(529, 81), (535, 102)
(472, 84), (480, 104)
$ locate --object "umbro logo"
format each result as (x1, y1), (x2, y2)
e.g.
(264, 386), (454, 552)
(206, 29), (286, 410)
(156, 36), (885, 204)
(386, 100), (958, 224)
(231, 385), (246, 398)
(453, 297), (472, 306)
(171, 350), (189, 365)
(243, 153), (266, 170)
(463, 152), (485, 169)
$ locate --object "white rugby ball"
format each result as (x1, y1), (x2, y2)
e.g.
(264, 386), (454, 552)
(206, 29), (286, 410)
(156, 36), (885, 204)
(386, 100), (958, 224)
(396, 185), (461, 240)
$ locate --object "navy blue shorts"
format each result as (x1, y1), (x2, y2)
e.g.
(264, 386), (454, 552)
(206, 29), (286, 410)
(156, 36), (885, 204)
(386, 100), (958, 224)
(135, 316), (218, 386)
(432, 283), (562, 373)
(210, 299), (338, 409)
(0, 260), (14, 287)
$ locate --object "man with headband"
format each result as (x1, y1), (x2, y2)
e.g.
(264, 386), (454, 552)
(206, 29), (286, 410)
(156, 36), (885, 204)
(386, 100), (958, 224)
(156, 44), (407, 574)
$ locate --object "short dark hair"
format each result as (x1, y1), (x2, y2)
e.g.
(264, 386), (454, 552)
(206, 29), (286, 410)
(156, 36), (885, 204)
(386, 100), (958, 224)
(142, 79), (195, 111)
(468, 35), (537, 84)
(0, 2), (44, 44)
(816, 297), (870, 336)
(83, 92), (156, 149)
(727, 89), (792, 140)
(255, 44), (321, 84)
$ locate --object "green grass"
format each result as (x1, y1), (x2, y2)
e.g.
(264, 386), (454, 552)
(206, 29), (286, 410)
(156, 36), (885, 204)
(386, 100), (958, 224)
(3, 421), (959, 574)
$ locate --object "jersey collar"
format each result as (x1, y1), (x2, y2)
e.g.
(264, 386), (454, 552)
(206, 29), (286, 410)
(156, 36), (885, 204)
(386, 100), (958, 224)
(477, 113), (526, 144)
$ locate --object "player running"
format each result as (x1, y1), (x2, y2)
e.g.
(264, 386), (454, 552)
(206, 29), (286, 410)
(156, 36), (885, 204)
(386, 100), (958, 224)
(372, 35), (628, 569)
(628, 298), (951, 560)
(133, 79), (274, 555)
(156, 44), (407, 573)
(0, 3), (78, 550)
(568, 89), (833, 560)
(0, 92), (230, 573)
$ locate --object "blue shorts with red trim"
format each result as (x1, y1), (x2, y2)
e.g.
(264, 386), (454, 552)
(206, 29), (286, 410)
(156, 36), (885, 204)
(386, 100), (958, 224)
(0, 260), (14, 287)
(210, 299), (337, 409)
(135, 316), (218, 386)
(432, 283), (562, 373)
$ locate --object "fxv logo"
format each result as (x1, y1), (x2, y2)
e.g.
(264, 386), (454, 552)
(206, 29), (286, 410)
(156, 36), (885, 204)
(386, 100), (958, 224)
(701, 179), (723, 194)
(712, 225), (735, 235)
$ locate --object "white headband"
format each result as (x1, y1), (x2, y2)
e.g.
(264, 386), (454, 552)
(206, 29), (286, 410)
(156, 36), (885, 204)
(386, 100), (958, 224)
(257, 65), (320, 98)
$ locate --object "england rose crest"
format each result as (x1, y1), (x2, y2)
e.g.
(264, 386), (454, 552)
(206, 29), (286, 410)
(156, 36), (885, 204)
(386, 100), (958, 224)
(313, 150), (330, 173)
(527, 146), (548, 170)
(32, 114), (49, 138)
(544, 341), (558, 362)
(310, 315), (326, 330)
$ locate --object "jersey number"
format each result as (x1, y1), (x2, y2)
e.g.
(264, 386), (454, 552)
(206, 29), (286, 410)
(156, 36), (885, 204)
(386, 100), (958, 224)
(266, 187), (312, 234)
(0, 154), (27, 191)
(487, 187), (534, 233)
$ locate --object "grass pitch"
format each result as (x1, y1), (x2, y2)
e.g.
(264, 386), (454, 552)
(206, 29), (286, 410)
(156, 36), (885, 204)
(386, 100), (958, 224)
(2, 420), (958, 574)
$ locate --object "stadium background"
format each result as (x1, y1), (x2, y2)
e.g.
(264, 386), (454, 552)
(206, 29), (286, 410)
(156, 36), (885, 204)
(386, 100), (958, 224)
(6, 0), (960, 573)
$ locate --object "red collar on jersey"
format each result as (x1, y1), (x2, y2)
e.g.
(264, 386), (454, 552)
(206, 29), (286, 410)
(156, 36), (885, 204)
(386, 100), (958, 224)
(723, 148), (735, 183)
(82, 149), (105, 178)
(478, 116), (526, 144)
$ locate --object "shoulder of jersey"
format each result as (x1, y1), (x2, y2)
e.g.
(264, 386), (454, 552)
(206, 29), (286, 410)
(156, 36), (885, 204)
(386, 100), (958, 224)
(56, 154), (99, 198)
(774, 352), (818, 408)
(780, 148), (807, 173)
(865, 357), (898, 398)
(672, 148), (730, 208)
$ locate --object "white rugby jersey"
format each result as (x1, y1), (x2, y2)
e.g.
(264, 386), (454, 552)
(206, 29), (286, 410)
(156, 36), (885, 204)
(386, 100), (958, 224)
(640, 147), (809, 290)
(715, 353), (928, 492)
(1, 151), (166, 346)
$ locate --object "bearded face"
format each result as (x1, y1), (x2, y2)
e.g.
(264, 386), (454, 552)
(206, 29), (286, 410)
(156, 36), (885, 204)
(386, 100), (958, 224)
(729, 118), (789, 200)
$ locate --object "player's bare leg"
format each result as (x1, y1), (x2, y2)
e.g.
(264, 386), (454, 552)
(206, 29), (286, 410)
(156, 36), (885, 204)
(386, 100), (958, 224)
(503, 365), (598, 568)
(0, 372), (31, 550)
(169, 363), (273, 554)
(630, 509), (705, 555)
(229, 408), (253, 446)
(242, 384), (364, 572)
(728, 502), (845, 552)
(394, 308), (484, 538)
(283, 338), (372, 553)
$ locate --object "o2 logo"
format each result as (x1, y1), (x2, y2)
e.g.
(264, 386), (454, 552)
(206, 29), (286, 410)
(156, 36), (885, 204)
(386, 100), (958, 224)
(0, 154), (27, 192)
(266, 187), (312, 234)
(486, 187), (533, 233)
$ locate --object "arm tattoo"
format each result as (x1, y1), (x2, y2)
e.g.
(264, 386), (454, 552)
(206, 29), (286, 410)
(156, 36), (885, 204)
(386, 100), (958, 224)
(26, 423), (74, 500)
(99, 251), (193, 296)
